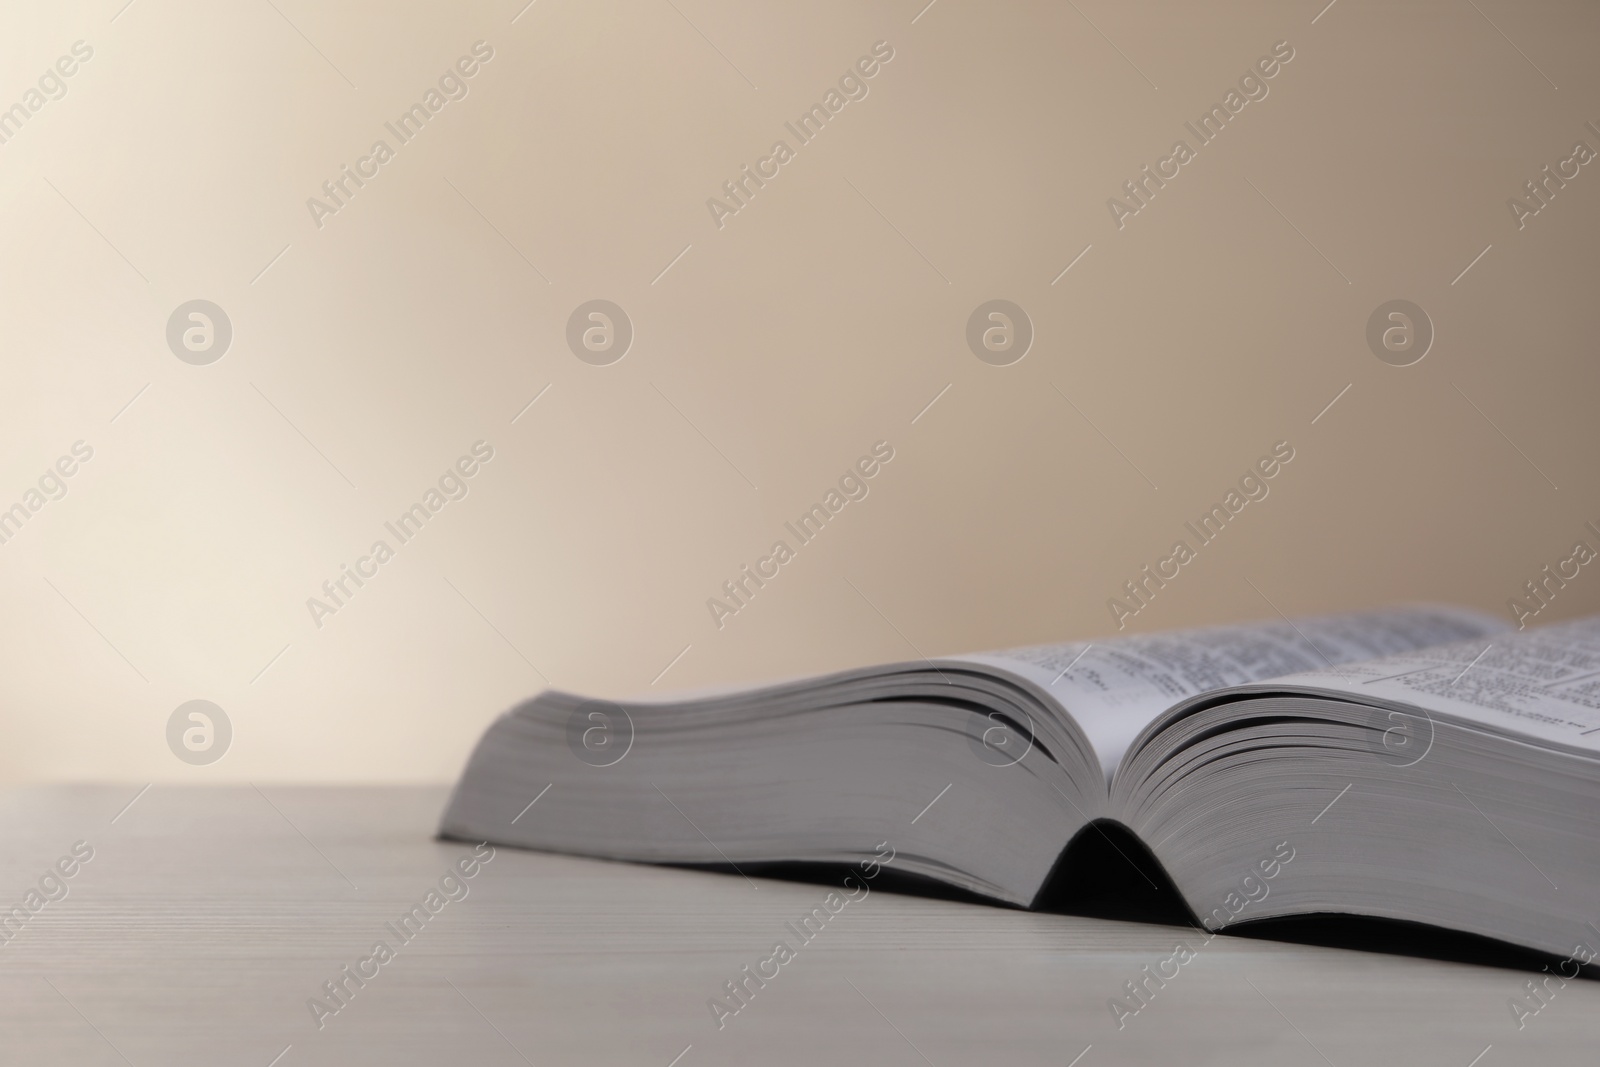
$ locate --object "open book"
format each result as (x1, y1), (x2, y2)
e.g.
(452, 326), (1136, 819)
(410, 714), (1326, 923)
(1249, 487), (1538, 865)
(440, 605), (1600, 958)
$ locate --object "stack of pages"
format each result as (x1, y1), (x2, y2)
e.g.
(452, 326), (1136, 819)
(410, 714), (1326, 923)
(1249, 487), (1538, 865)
(442, 606), (1600, 957)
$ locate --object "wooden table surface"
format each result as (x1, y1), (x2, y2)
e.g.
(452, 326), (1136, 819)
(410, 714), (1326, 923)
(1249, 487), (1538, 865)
(0, 786), (1592, 1066)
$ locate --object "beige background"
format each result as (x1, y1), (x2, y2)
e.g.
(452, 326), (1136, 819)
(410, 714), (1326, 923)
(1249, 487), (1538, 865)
(1, 0), (1596, 783)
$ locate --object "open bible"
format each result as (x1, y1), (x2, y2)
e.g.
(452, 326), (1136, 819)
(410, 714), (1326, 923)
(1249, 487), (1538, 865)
(440, 605), (1600, 957)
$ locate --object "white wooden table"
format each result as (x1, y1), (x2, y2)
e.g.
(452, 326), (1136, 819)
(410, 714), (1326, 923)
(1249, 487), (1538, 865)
(0, 786), (1591, 1065)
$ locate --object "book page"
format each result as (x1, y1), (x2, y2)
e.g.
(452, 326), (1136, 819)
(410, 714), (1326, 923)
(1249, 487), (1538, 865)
(955, 605), (1509, 782)
(1263, 615), (1600, 753)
